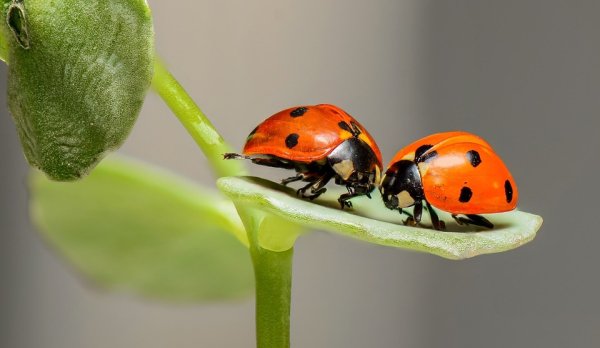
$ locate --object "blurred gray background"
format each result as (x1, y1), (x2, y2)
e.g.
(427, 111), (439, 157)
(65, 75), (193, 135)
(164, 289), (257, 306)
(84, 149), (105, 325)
(1, 1), (599, 347)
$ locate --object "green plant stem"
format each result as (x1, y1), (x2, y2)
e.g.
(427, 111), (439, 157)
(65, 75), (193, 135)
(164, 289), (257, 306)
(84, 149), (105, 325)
(251, 244), (293, 348)
(151, 58), (247, 178)
(152, 58), (294, 347)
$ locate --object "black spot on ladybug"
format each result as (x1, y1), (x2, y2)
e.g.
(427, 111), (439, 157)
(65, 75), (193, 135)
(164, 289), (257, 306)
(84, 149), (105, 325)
(290, 107), (308, 117)
(466, 150), (482, 167)
(420, 150), (438, 163)
(338, 121), (353, 133)
(247, 126), (259, 139)
(505, 180), (513, 203)
(285, 133), (299, 149)
(415, 145), (435, 162)
(338, 121), (362, 138)
(459, 186), (473, 203)
(415, 144), (437, 163)
(349, 122), (362, 137)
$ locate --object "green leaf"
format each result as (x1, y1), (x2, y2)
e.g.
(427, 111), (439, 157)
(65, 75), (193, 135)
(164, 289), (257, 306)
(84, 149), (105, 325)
(217, 176), (543, 260)
(0, 1), (13, 62)
(4, 0), (154, 180)
(30, 156), (254, 302)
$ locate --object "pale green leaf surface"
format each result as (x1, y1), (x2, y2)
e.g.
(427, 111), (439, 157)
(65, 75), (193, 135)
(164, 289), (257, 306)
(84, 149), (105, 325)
(31, 156), (253, 302)
(4, 0), (154, 180)
(217, 176), (542, 260)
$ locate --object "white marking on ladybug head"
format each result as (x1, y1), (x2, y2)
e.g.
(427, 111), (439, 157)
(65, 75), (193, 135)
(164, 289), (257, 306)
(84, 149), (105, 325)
(332, 160), (355, 180)
(397, 190), (415, 208)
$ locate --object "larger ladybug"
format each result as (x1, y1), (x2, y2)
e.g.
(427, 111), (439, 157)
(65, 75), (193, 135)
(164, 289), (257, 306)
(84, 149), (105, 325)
(224, 104), (383, 208)
(380, 131), (518, 230)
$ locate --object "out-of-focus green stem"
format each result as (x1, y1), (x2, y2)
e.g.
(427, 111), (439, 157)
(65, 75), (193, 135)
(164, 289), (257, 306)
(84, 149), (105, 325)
(251, 243), (293, 348)
(151, 58), (247, 178)
(153, 57), (293, 347)
(237, 207), (294, 348)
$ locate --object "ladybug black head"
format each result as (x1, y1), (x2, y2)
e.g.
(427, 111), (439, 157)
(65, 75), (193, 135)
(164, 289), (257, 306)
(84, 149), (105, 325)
(380, 160), (424, 210)
(326, 137), (381, 193)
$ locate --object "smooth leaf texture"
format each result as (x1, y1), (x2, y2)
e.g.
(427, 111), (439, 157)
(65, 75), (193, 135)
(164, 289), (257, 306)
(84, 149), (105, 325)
(218, 176), (542, 260)
(4, 0), (154, 180)
(31, 156), (253, 302)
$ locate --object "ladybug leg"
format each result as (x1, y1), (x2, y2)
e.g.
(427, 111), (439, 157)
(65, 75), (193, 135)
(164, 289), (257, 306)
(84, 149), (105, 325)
(425, 201), (446, 231)
(337, 178), (377, 209)
(451, 214), (494, 229)
(337, 195), (353, 209)
(452, 214), (470, 227)
(296, 172), (333, 201)
(466, 214), (493, 229)
(337, 186), (357, 209)
(452, 214), (466, 226)
(401, 210), (416, 226)
(403, 217), (417, 227)
(404, 201), (423, 227)
(224, 153), (295, 169)
(223, 153), (245, 160)
(337, 183), (371, 209)
(281, 174), (304, 186)
(296, 182), (316, 199)
(413, 201), (423, 223)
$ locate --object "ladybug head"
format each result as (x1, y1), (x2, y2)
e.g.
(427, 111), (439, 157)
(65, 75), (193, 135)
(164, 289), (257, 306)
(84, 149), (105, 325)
(327, 138), (382, 194)
(380, 160), (424, 210)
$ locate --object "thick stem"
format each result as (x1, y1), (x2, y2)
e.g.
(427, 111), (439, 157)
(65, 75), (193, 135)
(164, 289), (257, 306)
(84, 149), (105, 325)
(251, 244), (293, 348)
(151, 58), (247, 178)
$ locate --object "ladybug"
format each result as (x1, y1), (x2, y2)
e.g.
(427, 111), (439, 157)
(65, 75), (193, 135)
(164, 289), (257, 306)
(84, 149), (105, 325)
(224, 104), (383, 208)
(380, 131), (518, 230)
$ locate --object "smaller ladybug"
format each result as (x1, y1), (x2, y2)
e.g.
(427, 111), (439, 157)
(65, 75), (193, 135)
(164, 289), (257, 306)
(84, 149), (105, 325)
(380, 131), (518, 230)
(224, 104), (383, 208)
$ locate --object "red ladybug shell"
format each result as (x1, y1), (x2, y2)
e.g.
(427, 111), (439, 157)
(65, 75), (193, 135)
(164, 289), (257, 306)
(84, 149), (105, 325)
(396, 131), (518, 214)
(243, 104), (383, 165)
